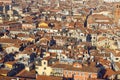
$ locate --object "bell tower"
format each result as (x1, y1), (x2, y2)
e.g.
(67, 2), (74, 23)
(114, 3), (120, 26)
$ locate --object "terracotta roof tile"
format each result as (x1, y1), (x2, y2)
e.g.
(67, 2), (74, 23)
(52, 62), (98, 73)
(0, 69), (10, 75)
(104, 68), (116, 78)
(0, 38), (22, 44)
(36, 75), (63, 80)
(16, 69), (36, 79)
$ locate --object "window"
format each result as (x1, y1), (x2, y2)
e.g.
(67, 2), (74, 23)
(12, 49), (14, 51)
(35, 67), (39, 69)
(116, 58), (119, 60)
(103, 34), (106, 36)
(44, 67), (46, 70)
(65, 71), (68, 74)
(42, 72), (45, 75)
(69, 71), (71, 74)
(89, 74), (91, 78)
(81, 34), (83, 36)
(93, 37), (95, 39)
(44, 62), (46, 64)
(81, 73), (84, 76)
(117, 5), (120, 8)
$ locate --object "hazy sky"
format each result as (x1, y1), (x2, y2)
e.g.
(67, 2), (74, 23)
(104, 0), (120, 2)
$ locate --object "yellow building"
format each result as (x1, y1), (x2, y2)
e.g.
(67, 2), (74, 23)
(35, 59), (52, 76)
(4, 61), (16, 69)
(97, 37), (118, 49)
(38, 22), (48, 28)
(26, 38), (34, 42)
(97, 37), (108, 48)
(108, 39), (118, 50)
(114, 3), (120, 26)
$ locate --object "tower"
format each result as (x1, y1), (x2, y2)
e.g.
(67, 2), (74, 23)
(114, 3), (120, 27)
(7, 4), (14, 21)
(3, 4), (6, 14)
(56, 0), (60, 8)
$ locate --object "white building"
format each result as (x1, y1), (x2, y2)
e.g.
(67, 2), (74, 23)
(104, 0), (120, 2)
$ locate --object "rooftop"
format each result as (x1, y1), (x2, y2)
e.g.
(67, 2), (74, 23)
(52, 62), (98, 73)
(36, 75), (63, 80)
(16, 69), (36, 79)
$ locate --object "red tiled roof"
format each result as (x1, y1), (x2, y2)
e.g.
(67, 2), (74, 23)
(104, 68), (116, 78)
(52, 62), (98, 73)
(16, 69), (36, 79)
(36, 75), (63, 80)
